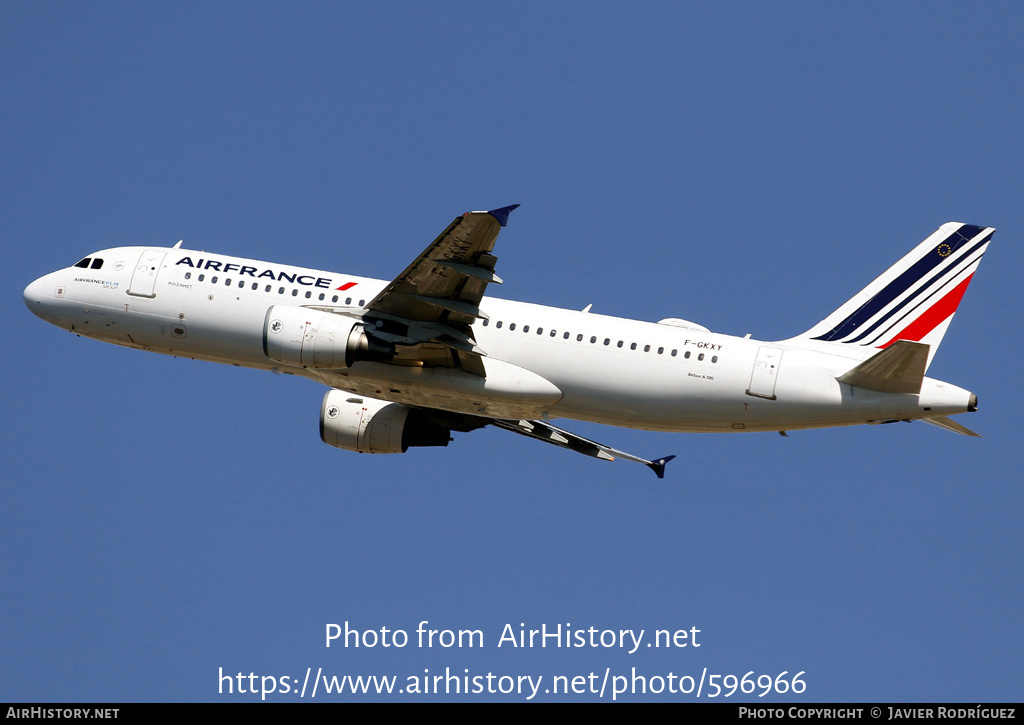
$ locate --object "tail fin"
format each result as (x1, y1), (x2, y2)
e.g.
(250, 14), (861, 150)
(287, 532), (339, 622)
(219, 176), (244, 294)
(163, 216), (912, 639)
(792, 222), (994, 369)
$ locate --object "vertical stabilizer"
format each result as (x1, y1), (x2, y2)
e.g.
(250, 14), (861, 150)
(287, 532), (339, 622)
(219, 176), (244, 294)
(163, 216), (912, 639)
(791, 223), (994, 369)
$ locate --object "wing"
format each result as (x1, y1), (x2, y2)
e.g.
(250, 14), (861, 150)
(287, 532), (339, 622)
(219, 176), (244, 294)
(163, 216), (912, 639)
(360, 204), (518, 376)
(490, 418), (676, 478)
(357, 404), (675, 478)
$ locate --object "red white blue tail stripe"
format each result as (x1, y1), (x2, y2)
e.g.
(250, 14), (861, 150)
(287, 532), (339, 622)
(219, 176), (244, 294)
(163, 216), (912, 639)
(798, 223), (994, 357)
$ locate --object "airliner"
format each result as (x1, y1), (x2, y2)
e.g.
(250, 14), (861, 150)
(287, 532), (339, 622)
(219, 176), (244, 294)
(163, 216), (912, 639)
(23, 206), (993, 477)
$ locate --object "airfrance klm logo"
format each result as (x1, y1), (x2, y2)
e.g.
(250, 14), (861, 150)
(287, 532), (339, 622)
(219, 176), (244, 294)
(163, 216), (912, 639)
(175, 257), (358, 292)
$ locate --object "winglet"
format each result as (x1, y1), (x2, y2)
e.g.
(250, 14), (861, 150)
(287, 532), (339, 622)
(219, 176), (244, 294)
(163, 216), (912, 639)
(487, 204), (520, 227)
(647, 455), (676, 479)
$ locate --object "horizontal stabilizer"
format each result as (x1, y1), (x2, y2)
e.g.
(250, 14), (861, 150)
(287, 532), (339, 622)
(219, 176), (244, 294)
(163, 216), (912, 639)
(921, 416), (982, 437)
(836, 340), (929, 394)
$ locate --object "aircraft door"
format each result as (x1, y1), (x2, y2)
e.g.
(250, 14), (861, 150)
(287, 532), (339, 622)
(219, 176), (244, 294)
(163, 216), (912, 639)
(127, 250), (167, 298)
(746, 346), (783, 400)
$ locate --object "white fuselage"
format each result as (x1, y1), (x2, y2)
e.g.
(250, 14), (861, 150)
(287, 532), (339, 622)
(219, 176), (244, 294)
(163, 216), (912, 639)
(24, 245), (975, 433)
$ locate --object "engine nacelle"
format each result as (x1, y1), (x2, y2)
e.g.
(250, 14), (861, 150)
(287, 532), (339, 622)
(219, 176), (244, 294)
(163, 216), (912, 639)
(263, 305), (394, 368)
(319, 390), (452, 454)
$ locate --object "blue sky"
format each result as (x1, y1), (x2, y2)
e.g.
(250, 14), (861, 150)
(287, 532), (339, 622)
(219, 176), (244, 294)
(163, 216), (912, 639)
(3, 2), (1022, 702)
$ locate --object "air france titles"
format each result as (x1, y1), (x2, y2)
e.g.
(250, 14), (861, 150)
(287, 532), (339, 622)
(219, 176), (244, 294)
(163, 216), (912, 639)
(498, 623), (700, 655)
(176, 257), (334, 289)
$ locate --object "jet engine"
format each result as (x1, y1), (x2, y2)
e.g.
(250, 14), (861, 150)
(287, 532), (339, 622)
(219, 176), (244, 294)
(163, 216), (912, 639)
(319, 390), (452, 454)
(264, 305), (394, 369)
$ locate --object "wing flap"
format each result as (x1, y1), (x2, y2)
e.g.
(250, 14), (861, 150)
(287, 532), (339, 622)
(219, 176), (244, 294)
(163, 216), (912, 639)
(407, 294), (488, 320)
(436, 259), (504, 284)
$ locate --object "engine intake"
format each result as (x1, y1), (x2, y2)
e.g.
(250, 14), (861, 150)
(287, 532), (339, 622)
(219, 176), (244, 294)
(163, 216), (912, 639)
(263, 305), (394, 368)
(319, 390), (451, 454)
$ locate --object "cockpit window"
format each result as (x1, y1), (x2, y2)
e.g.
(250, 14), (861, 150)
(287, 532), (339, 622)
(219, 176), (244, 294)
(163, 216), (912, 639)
(90, 258), (103, 270)
(74, 258), (91, 268)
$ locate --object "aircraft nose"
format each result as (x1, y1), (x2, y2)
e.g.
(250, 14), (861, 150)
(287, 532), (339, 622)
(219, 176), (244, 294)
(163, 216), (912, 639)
(24, 276), (46, 313)
(24, 271), (63, 322)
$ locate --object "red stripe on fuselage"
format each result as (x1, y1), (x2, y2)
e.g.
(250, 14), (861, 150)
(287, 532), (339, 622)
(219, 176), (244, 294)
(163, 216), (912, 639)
(878, 274), (974, 348)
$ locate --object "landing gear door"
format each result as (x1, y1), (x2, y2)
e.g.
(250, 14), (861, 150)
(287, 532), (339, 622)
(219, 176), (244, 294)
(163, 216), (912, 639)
(746, 346), (783, 400)
(127, 250), (167, 298)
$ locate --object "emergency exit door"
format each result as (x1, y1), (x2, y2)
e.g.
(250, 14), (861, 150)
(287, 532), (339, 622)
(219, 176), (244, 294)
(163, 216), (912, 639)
(746, 346), (783, 400)
(127, 250), (166, 298)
